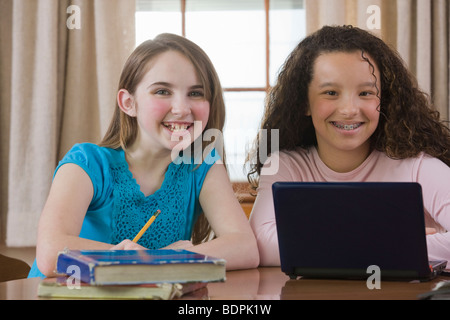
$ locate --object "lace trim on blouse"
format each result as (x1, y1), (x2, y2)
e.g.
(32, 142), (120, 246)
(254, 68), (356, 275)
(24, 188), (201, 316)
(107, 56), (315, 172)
(110, 161), (191, 249)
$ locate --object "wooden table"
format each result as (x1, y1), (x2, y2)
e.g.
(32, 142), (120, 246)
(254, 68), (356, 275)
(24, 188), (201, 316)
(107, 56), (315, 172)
(1, 267), (446, 300)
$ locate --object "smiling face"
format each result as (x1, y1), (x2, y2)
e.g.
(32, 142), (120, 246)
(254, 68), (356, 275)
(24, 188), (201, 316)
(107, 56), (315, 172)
(118, 50), (210, 155)
(307, 51), (381, 171)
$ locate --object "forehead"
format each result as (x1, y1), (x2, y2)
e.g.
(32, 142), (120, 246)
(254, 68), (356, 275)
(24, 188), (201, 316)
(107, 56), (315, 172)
(311, 51), (380, 84)
(141, 50), (200, 83)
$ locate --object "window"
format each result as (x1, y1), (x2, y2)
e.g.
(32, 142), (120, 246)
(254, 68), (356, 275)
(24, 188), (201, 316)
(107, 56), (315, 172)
(136, 0), (306, 181)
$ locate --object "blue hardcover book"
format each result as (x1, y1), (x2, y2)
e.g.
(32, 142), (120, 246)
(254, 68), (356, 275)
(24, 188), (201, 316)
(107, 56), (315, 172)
(56, 249), (226, 285)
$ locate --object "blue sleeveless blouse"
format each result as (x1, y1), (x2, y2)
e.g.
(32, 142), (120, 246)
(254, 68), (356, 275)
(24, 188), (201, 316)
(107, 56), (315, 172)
(28, 143), (218, 278)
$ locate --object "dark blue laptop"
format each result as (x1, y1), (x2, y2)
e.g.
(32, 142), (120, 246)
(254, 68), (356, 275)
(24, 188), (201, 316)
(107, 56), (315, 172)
(272, 182), (447, 281)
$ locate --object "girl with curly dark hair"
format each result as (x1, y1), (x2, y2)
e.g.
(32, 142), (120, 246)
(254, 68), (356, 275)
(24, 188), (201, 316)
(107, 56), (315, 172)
(247, 26), (450, 266)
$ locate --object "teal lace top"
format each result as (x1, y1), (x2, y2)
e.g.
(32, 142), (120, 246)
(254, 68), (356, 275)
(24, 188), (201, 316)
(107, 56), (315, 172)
(28, 143), (218, 278)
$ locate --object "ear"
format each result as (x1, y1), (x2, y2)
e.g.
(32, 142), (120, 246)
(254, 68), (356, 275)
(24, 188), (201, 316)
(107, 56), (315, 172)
(117, 89), (137, 117)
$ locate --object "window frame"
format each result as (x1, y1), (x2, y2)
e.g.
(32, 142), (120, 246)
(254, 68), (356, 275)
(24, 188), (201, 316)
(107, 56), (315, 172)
(179, 0), (271, 94)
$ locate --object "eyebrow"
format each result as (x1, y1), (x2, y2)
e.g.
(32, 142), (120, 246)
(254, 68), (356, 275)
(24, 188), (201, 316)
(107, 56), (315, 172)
(318, 82), (338, 89)
(147, 82), (172, 90)
(147, 82), (204, 90)
(318, 81), (376, 89)
(190, 84), (204, 90)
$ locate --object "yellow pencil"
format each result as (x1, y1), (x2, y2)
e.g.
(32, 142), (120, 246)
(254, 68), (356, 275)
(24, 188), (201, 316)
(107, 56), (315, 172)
(132, 210), (161, 243)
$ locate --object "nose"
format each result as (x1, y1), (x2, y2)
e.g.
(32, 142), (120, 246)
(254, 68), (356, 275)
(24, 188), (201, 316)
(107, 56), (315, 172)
(337, 94), (359, 118)
(171, 96), (191, 118)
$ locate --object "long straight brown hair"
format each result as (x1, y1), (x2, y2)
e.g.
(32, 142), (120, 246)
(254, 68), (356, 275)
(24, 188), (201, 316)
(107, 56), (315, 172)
(100, 34), (226, 244)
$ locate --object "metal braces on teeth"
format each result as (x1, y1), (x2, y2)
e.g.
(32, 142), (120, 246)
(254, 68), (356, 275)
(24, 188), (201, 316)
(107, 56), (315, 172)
(333, 123), (361, 130)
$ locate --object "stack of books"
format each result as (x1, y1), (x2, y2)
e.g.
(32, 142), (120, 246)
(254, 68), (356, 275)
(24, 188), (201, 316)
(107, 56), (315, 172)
(38, 249), (226, 300)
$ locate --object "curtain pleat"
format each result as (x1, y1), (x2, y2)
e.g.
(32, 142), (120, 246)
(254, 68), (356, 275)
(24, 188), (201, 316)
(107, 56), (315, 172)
(7, 0), (62, 247)
(1, 0), (135, 246)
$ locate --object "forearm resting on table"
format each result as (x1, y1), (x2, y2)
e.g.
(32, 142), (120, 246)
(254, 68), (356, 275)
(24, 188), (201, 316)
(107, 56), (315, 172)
(36, 233), (115, 277)
(426, 232), (450, 263)
(186, 232), (259, 270)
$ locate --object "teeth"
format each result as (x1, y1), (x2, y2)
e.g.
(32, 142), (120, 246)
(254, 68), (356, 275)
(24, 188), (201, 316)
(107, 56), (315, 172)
(164, 123), (190, 132)
(332, 122), (362, 131)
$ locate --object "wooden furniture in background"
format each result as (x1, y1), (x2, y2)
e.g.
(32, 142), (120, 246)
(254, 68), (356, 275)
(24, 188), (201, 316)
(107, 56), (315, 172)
(233, 182), (256, 219)
(0, 254), (30, 283)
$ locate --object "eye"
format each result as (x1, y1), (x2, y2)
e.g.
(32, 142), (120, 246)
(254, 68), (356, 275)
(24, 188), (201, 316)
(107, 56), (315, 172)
(324, 90), (338, 96)
(360, 91), (376, 97)
(154, 89), (170, 95)
(189, 91), (204, 98)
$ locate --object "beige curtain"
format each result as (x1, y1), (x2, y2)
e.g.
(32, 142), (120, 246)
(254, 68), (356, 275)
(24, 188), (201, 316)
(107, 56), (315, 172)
(305, 0), (450, 122)
(0, 0), (135, 247)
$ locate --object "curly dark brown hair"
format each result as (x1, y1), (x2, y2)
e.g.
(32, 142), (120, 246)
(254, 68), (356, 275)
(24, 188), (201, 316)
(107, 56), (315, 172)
(247, 25), (450, 189)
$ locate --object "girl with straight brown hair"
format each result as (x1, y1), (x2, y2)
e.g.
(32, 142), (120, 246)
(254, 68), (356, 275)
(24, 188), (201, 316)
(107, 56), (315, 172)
(29, 34), (259, 278)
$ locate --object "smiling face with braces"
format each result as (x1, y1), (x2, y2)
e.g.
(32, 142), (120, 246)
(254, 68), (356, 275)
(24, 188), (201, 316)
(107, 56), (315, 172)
(306, 51), (381, 171)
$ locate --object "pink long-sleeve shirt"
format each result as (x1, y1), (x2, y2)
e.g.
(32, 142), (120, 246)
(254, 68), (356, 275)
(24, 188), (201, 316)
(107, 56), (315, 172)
(250, 147), (450, 266)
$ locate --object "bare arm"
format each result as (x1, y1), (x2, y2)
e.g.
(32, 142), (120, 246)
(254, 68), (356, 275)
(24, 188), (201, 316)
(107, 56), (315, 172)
(176, 162), (259, 270)
(36, 164), (144, 277)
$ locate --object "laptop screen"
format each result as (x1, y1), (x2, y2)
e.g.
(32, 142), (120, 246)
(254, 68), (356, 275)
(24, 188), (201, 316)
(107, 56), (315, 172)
(272, 182), (434, 280)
